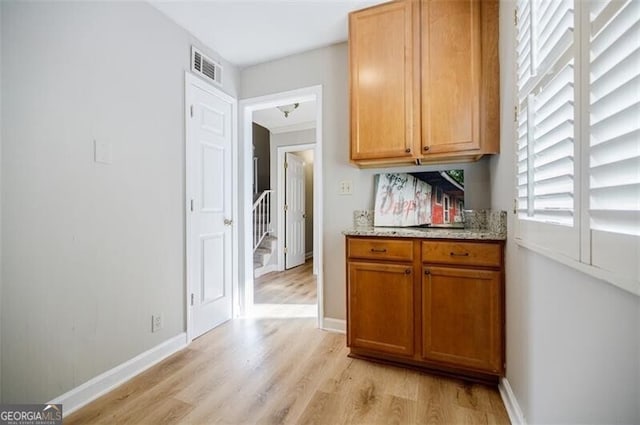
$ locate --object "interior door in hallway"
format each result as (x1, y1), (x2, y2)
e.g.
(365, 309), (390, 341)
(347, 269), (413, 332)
(285, 152), (305, 269)
(187, 75), (234, 339)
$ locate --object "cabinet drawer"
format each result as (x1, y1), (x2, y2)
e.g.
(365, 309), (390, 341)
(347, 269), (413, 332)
(421, 241), (501, 267)
(347, 238), (414, 262)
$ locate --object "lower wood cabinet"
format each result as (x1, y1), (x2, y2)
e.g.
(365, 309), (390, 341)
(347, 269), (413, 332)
(422, 266), (502, 374)
(347, 261), (414, 356)
(346, 236), (505, 382)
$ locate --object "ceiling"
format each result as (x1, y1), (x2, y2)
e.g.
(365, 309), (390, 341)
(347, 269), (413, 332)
(253, 100), (316, 133)
(149, 0), (384, 68)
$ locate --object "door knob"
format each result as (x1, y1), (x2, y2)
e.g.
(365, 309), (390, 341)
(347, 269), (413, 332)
(224, 218), (233, 226)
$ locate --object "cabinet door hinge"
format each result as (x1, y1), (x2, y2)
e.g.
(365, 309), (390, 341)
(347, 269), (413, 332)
(190, 199), (194, 212)
(190, 105), (194, 118)
(190, 293), (195, 306)
(514, 105), (518, 123)
(284, 204), (289, 212)
(284, 247), (288, 254)
(284, 161), (288, 169)
(514, 8), (518, 26)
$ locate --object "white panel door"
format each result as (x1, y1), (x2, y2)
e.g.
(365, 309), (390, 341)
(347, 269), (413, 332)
(187, 77), (233, 339)
(285, 152), (306, 269)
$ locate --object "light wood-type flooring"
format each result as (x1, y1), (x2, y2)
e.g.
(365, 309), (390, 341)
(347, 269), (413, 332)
(67, 264), (510, 425)
(254, 260), (316, 305)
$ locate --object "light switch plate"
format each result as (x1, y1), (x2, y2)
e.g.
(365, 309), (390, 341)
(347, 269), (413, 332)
(339, 180), (353, 195)
(94, 140), (112, 164)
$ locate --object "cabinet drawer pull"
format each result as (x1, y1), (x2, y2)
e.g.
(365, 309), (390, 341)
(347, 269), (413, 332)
(450, 252), (470, 257)
(405, 269), (412, 275)
(370, 248), (387, 253)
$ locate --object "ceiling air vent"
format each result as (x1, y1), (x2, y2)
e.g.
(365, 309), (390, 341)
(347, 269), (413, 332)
(191, 46), (222, 87)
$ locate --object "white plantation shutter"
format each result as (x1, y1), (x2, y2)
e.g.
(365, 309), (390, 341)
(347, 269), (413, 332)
(517, 0), (576, 226)
(513, 0), (640, 292)
(587, 0), (640, 285)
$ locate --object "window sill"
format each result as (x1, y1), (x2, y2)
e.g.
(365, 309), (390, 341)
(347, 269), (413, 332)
(515, 238), (640, 297)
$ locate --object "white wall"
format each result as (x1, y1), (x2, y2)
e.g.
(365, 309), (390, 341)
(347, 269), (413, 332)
(241, 43), (492, 320)
(492, 2), (640, 423)
(0, 0), (238, 402)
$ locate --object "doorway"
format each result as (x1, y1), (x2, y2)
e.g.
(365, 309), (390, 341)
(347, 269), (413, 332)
(278, 145), (315, 271)
(443, 194), (451, 224)
(240, 86), (323, 324)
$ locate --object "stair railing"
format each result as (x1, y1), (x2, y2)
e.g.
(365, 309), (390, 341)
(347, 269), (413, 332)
(253, 190), (274, 251)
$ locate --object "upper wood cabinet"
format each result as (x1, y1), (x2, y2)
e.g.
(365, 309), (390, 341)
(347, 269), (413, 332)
(349, 0), (420, 162)
(349, 0), (499, 166)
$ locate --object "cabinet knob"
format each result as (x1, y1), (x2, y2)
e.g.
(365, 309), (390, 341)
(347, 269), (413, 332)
(405, 269), (412, 275)
(424, 269), (430, 275)
(405, 148), (411, 153)
(423, 146), (430, 151)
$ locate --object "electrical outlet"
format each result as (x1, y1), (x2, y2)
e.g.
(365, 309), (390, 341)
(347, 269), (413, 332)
(152, 315), (162, 333)
(339, 180), (353, 195)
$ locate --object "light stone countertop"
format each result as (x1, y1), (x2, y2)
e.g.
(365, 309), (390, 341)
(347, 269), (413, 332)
(342, 226), (506, 241)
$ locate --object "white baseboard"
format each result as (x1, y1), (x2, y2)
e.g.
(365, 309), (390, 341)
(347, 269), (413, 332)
(49, 333), (187, 417)
(321, 317), (346, 334)
(499, 377), (526, 425)
(305, 251), (313, 260)
(254, 264), (278, 278)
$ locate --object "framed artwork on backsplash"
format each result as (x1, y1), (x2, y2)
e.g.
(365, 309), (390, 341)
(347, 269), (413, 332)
(373, 170), (464, 227)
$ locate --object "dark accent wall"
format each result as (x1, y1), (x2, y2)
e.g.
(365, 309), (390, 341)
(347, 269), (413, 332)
(252, 123), (270, 193)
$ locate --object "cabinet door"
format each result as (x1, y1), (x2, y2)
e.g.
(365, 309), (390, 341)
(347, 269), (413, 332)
(348, 261), (414, 356)
(422, 266), (503, 374)
(349, 0), (420, 161)
(421, 0), (481, 155)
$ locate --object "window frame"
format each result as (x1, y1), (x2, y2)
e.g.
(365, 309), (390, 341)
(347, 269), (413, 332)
(514, 0), (582, 262)
(513, 0), (640, 296)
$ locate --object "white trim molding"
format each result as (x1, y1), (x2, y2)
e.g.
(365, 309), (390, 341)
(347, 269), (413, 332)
(499, 378), (527, 425)
(239, 85), (324, 327)
(517, 239), (640, 297)
(321, 318), (346, 334)
(49, 333), (187, 417)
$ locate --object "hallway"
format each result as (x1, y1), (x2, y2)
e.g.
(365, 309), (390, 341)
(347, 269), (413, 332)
(251, 260), (316, 319)
(254, 259), (316, 305)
